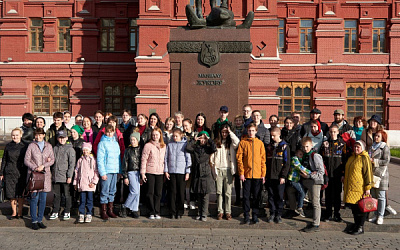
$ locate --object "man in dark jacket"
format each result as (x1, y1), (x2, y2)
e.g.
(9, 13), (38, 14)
(331, 109), (353, 136)
(242, 104), (253, 129)
(46, 112), (71, 147)
(211, 106), (232, 139)
(301, 109), (329, 137)
(21, 113), (35, 144)
(251, 110), (270, 147)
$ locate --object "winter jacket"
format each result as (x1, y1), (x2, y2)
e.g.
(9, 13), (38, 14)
(266, 141), (290, 180)
(52, 143), (76, 183)
(281, 127), (301, 156)
(331, 120), (353, 136)
(141, 141), (166, 175)
(70, 137), (85, 161)
(301, 151), (325, 185)
(83, 128), (95, 144)
(92, 123), (105, 142)
(211, 119), (233, 139)
(73, 154), (99, 192)
(210, 131), (240, 177)
(0, 141), (27, 198)
(24, 141), (55, 192)
(163, 131), (173, 145)
(370, 142), (390, 191)
(93, 127), (125, 161)
(97, 135), (121, 177)
(360, 128), (384, 152)
(304, 131), (325, 152)
(186, 138), (217, 194)
(21, 125), (34, 145)
(236, 136), (266, 179)
(320, 136), (347, 178)
(256, 121), (270, 148)
(122, 146), (141, 179)
(301, 119), (329, 137)
(164, 137), (191, 174)
(343, 150), (373, 204)
(45, 123), (71, 147)
(119, 122), (135, 148)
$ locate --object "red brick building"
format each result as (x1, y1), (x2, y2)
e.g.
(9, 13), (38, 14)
(0, 0), (399, 128)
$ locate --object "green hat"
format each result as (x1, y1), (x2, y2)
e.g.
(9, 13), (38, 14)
(71, 125), (84, 136)
(198, 131), (210, 138)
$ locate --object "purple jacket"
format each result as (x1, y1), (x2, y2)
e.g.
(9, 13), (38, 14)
(24, 141), (55, 192)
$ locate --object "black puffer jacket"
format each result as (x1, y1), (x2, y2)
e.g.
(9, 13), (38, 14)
(320, 136), (347, 178)
(119, 122), (136, 148)
(281, 127), (301, 156)
(21, 125), (34, 145)
(186, 138), (217, 194)
(70, 137), (85, 161)
(122, 146), (141, 179)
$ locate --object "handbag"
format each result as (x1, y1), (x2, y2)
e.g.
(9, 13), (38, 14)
(25, 171), (46, 194)
(372, 175), (381, 188)
(358, 194), (378, 213)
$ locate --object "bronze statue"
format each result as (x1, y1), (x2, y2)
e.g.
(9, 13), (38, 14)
(195, 0), (228, 19)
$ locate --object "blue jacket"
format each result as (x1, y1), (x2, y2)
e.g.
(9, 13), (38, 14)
(97, 134), (121, 176)
(164, 137), (192, 174)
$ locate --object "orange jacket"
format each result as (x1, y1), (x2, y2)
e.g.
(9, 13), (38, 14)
(236, 136), (266, 179)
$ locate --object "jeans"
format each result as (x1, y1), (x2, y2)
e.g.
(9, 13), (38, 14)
(302, 179), (321, 226)
(169, 174), (186, 216)
(79, 191), (94, 215)
(53, 182), (72, 213)
(146, 174), (163, 216)
(100, 173), (117, 204)
(242, 178), (262, 219)
(124, 171), (141, 212)
(289, 181), (305, 209)
(216, 169), (233, 214)
(371, 188), (386, 217)
(30, 192), (47, 223)
(267, 179), (285, 216)
(325, 176), (342, 217)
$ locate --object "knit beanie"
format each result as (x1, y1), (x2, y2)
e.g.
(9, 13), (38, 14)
(130, 132), (141, 143)
(82, 142), (92, 152)
(71, 125), (84, 136)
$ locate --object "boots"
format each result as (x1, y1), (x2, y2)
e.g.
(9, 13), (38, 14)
(351, 226), (364, 235)
(107, 202), (118, 218)
(100, 204), (109, 220)
(120, 204), (127, 218)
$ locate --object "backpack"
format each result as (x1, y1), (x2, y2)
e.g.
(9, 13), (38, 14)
(311, 152), (329, 190)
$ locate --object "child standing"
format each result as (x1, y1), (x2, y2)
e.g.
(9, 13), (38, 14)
(50, 130), (76, 221)
(121, 132), (142, 219)
(97, 124), (121, 220)
(210, 125), (240, 220)
(164, 128), (192, 219)
(186, 131), (217, 221)
(237, 123), (266, 224)
(73, 142), (98, 223)
(265, 127), (290, 224)
(287, 149), (310, 217)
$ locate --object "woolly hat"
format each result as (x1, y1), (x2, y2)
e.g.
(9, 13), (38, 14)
(71, 125), (84, 136)
(82, 142), (92, 151)
(130, 132), (141, 143)
(198, 130), (210, 138)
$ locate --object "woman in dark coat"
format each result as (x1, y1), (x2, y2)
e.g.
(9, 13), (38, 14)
(0, 128), (27, 219)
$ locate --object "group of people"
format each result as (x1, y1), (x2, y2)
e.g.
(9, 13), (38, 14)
(0, 105), (397, 235)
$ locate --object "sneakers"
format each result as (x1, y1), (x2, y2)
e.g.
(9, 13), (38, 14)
(377, 216), (384, 225)
(184, 201), (188, 209)
(79, 214), (85, 223)
(149, 215), (155, 220)
(302, 224), (320, 233)
(155, 214), (161, 220)
(85, 215), (92, 223)
(189, 201), (196, 210)
(252, 217), (259, 224)
(369, 216), (378, 223)
(296, 208), (305, 218)
(201, 216), (207, 222)
(386, 205), (397, 215)
(63, 213), (71, 221)
(196, 215), (201, 220)
(267, 215), (275, 223)
(49, 213), (58, 220)
(274, 216), (282, 224)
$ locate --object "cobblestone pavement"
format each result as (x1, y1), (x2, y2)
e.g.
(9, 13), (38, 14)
(1, 227), (399, 249)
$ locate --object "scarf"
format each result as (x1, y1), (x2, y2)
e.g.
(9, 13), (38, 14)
(83, 128), (93, 143)
(138, 125), (146, 136)
(216, 118), (228, 126)
(302, 150), (314, 171)
(371, 141), (382, 151)
(353, 126), (364, 141)
(311, 120), (321, 137)
(123, 122), (130, 131)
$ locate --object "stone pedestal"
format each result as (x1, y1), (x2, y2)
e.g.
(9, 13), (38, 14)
(168, 28), (252, 123)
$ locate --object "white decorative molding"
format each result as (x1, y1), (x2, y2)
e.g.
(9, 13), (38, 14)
(148, 5), (160, 11)
(7, 9), (18, 14)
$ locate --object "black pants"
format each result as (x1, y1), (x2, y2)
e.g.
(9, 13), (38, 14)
(146, 174), (163, 216)
(53, 183), (71, 214)
(349, 203), (368, 227)
(242, 178), (262, 218)
(325, 176), (342, 216)
(197, 193), (209, 217)
(267, 179), (285, 216)
(169, 174), (186, 216)
(234, 174), (241, 202)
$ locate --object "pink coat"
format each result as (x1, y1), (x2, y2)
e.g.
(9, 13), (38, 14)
(24, 141), (55, 193)
(73, 155), (99, 192)
(140, 141), (166, 175)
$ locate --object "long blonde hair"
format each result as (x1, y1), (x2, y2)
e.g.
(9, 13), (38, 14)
(152, 127), (165, 148)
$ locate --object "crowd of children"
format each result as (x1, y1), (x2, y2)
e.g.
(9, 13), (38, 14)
(0, 105), (397, 234)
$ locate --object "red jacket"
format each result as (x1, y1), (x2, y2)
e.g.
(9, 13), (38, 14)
(93, 127), (125, 161)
